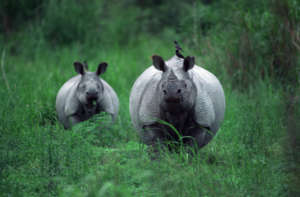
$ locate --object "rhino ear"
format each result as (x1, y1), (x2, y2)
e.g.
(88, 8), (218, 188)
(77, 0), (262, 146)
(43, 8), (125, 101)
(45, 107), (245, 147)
(74, 61), (85, 75)
(96, 62), (108, 75)
(152, 55), (166, 72)
(183, 56), (195, 71)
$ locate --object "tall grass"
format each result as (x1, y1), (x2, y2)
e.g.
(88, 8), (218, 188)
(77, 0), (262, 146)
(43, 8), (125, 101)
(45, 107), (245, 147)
(0, 0), (298, 196)
(0, 35), (289, 196)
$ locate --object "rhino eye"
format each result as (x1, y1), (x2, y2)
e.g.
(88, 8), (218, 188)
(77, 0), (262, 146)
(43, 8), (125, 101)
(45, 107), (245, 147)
(163, 90), (167, 95)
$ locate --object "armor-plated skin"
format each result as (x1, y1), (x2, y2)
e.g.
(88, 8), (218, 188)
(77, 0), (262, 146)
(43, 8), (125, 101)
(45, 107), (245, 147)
(129, 55), (225, 148)
(56, 62), (119, 129)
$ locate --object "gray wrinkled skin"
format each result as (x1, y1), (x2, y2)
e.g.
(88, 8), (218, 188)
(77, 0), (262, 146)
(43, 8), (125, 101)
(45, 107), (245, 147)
(56, 62), (119, 129)
(129, 55), (225, 148)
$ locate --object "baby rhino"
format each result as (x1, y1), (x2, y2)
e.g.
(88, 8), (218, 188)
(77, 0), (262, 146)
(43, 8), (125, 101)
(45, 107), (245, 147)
(56, 61), (119, 129)
(130, 47), (225, 149)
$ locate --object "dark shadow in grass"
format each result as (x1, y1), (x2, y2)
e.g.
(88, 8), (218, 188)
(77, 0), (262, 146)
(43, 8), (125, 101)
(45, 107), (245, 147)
(39, 105), (57, 126)
(146, 119), (219, 163)
(71, 112), (126, 148)
(285, 92), (300, 196)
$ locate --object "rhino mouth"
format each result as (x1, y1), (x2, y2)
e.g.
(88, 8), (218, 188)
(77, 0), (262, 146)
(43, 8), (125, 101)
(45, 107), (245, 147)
(86, 98), (98, 109)
(165, 97), (181, 103)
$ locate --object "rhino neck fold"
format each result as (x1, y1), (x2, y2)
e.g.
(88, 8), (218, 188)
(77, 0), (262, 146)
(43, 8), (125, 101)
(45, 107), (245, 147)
(160, 106), (193, 132)
(80, 100), (102, 118)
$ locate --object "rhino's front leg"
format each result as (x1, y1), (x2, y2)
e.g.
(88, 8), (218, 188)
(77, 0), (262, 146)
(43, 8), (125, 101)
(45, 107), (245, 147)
(185, 126), (213, 148)
(67, 115), (81, 129)
(110, 113), (117, 123)
(142, 123), (171, 157)
(142, 123), (165, 146)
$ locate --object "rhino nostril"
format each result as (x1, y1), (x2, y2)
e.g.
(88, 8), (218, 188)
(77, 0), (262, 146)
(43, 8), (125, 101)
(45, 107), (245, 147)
(86, 91), (98, 99)
(163, 90), (167, 95)
(177, 89), (181, 94)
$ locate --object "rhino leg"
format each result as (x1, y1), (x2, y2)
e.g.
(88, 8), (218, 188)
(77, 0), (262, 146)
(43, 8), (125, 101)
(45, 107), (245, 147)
(142, 124), (174, 158)
(67, 115), (81, 129)
(142, 124), (165, 146)
(185, 127), (213, 148)
(110, 113), (117, 123)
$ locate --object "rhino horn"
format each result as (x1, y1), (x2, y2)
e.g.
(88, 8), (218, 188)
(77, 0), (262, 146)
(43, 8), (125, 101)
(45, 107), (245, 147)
(83, 61), (89, 71)
(167, 70), (178, 81)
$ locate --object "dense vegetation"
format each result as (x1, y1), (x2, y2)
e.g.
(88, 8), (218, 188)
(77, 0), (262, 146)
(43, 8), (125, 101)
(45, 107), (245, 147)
(0, 0), (299, 196)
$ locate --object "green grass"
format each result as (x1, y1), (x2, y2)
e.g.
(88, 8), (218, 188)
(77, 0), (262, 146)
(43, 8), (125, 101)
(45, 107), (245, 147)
(0, 36), (289, 196)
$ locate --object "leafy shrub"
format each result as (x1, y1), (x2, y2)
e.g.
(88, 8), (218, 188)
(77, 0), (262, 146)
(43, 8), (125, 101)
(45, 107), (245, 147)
(219, 0), (300, 88)
(42, 0), (104, 45)
(0, 0), (45, 33)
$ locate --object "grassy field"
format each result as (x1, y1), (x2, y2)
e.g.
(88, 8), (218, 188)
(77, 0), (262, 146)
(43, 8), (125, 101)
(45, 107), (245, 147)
(0, 35), (292, 196)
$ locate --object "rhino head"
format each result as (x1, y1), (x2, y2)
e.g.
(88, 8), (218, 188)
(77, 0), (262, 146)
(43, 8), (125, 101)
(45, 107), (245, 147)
(152, 55), (196, 115)
(73, 61), (107, 110)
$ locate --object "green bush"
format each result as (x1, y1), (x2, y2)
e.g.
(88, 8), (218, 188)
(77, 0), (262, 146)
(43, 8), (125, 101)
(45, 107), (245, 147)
(42, 0), (104, 45)
(215, 0), (300, 88)
(0, 0), (45, 33)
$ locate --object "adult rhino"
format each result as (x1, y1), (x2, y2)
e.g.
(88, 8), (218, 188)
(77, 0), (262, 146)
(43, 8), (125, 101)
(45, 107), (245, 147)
(56, 61), (119, 129)
(129, 46), (225, 149)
